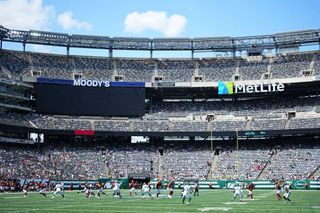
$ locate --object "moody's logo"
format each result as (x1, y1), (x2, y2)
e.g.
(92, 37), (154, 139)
(218, 81), (234, 95)
(73, 79), (110, 87)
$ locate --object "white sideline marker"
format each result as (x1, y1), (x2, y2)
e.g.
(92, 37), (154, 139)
(240, 198), (258, 201)
(224, 202), (248, 205)
(198, 207), (232, 212)
(3, 197), (22, 199)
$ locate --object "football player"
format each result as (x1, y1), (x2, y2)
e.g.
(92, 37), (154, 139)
(247, 182), (254, 199)
(141, 182), (153, 199)
(51, 182), (65, 199)
(112, 181), (122, 199)
(39, 182), (47, 197)
(283, 184), (292, 204)
(193, 181), (199, 197)
(167, 179), (175, 198)
(181, 184), (192, 206)
(275, 180), (282, 200)
(155, 179), (162, 199)
(129, 180), (138, 197)
(23, 182), (30, 197)
(231, 183), (243, 201)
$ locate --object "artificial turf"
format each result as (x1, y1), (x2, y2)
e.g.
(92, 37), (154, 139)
(0, 189), (319, 213)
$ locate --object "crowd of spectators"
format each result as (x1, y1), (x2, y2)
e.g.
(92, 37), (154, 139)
(2, 93), (319, 133)
(197, 58), (237, 81)
(289, 117), (320, 129)
(105, 143), (158, 179)
(0, 113), (33, 128)
(1, 49), (320, 182)
(0, 180), (20, 192)
(160, 143), (211, 180)
(249, 118), (287, 131)
(271, 53), (314, 79)
(261, 144), (320, 180)
(1, 105), (320, 133)
(237, 58), (269, 80)
(0, 140), (319, 181)
(150, 96), (319, 118)
(157, 59), (196, 82)
(212, 148), (270, 180)
(1, 49), (319, 82)
(0, 142), (106, 180)
(211, 141), (320, 180)
(0, 141), (211, 180)
(115, 58), (155, 82)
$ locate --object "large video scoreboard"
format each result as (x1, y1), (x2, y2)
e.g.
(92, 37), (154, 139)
(35, 78), (145, 117)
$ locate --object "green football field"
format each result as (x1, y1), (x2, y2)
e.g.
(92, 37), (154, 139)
(0, 189), (320, 213)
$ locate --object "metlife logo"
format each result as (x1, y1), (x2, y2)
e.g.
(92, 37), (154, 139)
(218, 81), (285, 95)
(218, 81), (234, 95)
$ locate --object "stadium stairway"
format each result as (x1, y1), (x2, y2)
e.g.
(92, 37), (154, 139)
(104, 158), (111, 178)
(157, 150), (162, 179)
(312, 106), (318, 112)
(0, 66), (16, 80)
(245, 118), (252, 130)
(284, 118), (292, 129)
(90, 120), (95, 130)
(309, 54), (316, 70)
(209, 154), (218, 179)
(28, 120), (38, 128)
(256, 151), (274, 180)
(308, 165), (320, 179)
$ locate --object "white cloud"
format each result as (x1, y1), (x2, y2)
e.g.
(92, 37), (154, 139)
(57, 11), (92, 30)
(0, 0), (55, 30)
(124, 11), (187, 37)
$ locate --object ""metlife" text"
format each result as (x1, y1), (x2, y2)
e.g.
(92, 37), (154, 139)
(234, 82), (285, 93)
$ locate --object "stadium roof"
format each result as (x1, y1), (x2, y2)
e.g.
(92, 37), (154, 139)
(0, 26), (319, 52)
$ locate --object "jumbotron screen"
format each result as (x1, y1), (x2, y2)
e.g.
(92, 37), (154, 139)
(35, 80), (145, 117)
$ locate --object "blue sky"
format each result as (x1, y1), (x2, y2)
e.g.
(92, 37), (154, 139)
(0, 0), (319, 56)
(45, 0), (320, 37)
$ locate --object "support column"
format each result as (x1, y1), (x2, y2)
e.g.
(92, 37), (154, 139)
(109, 48), (113, 58)
(66, 46), (70, 56)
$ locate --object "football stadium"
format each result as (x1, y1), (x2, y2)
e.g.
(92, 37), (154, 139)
(1, 1), (320, 212)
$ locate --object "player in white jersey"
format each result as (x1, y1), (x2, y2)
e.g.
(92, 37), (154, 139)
(78, 182), (87, 194)
(0, 184), (4, 193)
(85, 184), (92, 198)
(51, 182), (65, 199)
(181, 185), (192, 205)
(283, 184), (292, 204)
(87, 184), (96, 198)
(82, 184), (88, 197)
(112, 181), (122, 199)
(141, 182), (153, 199)
(231, 183), (243, 201)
